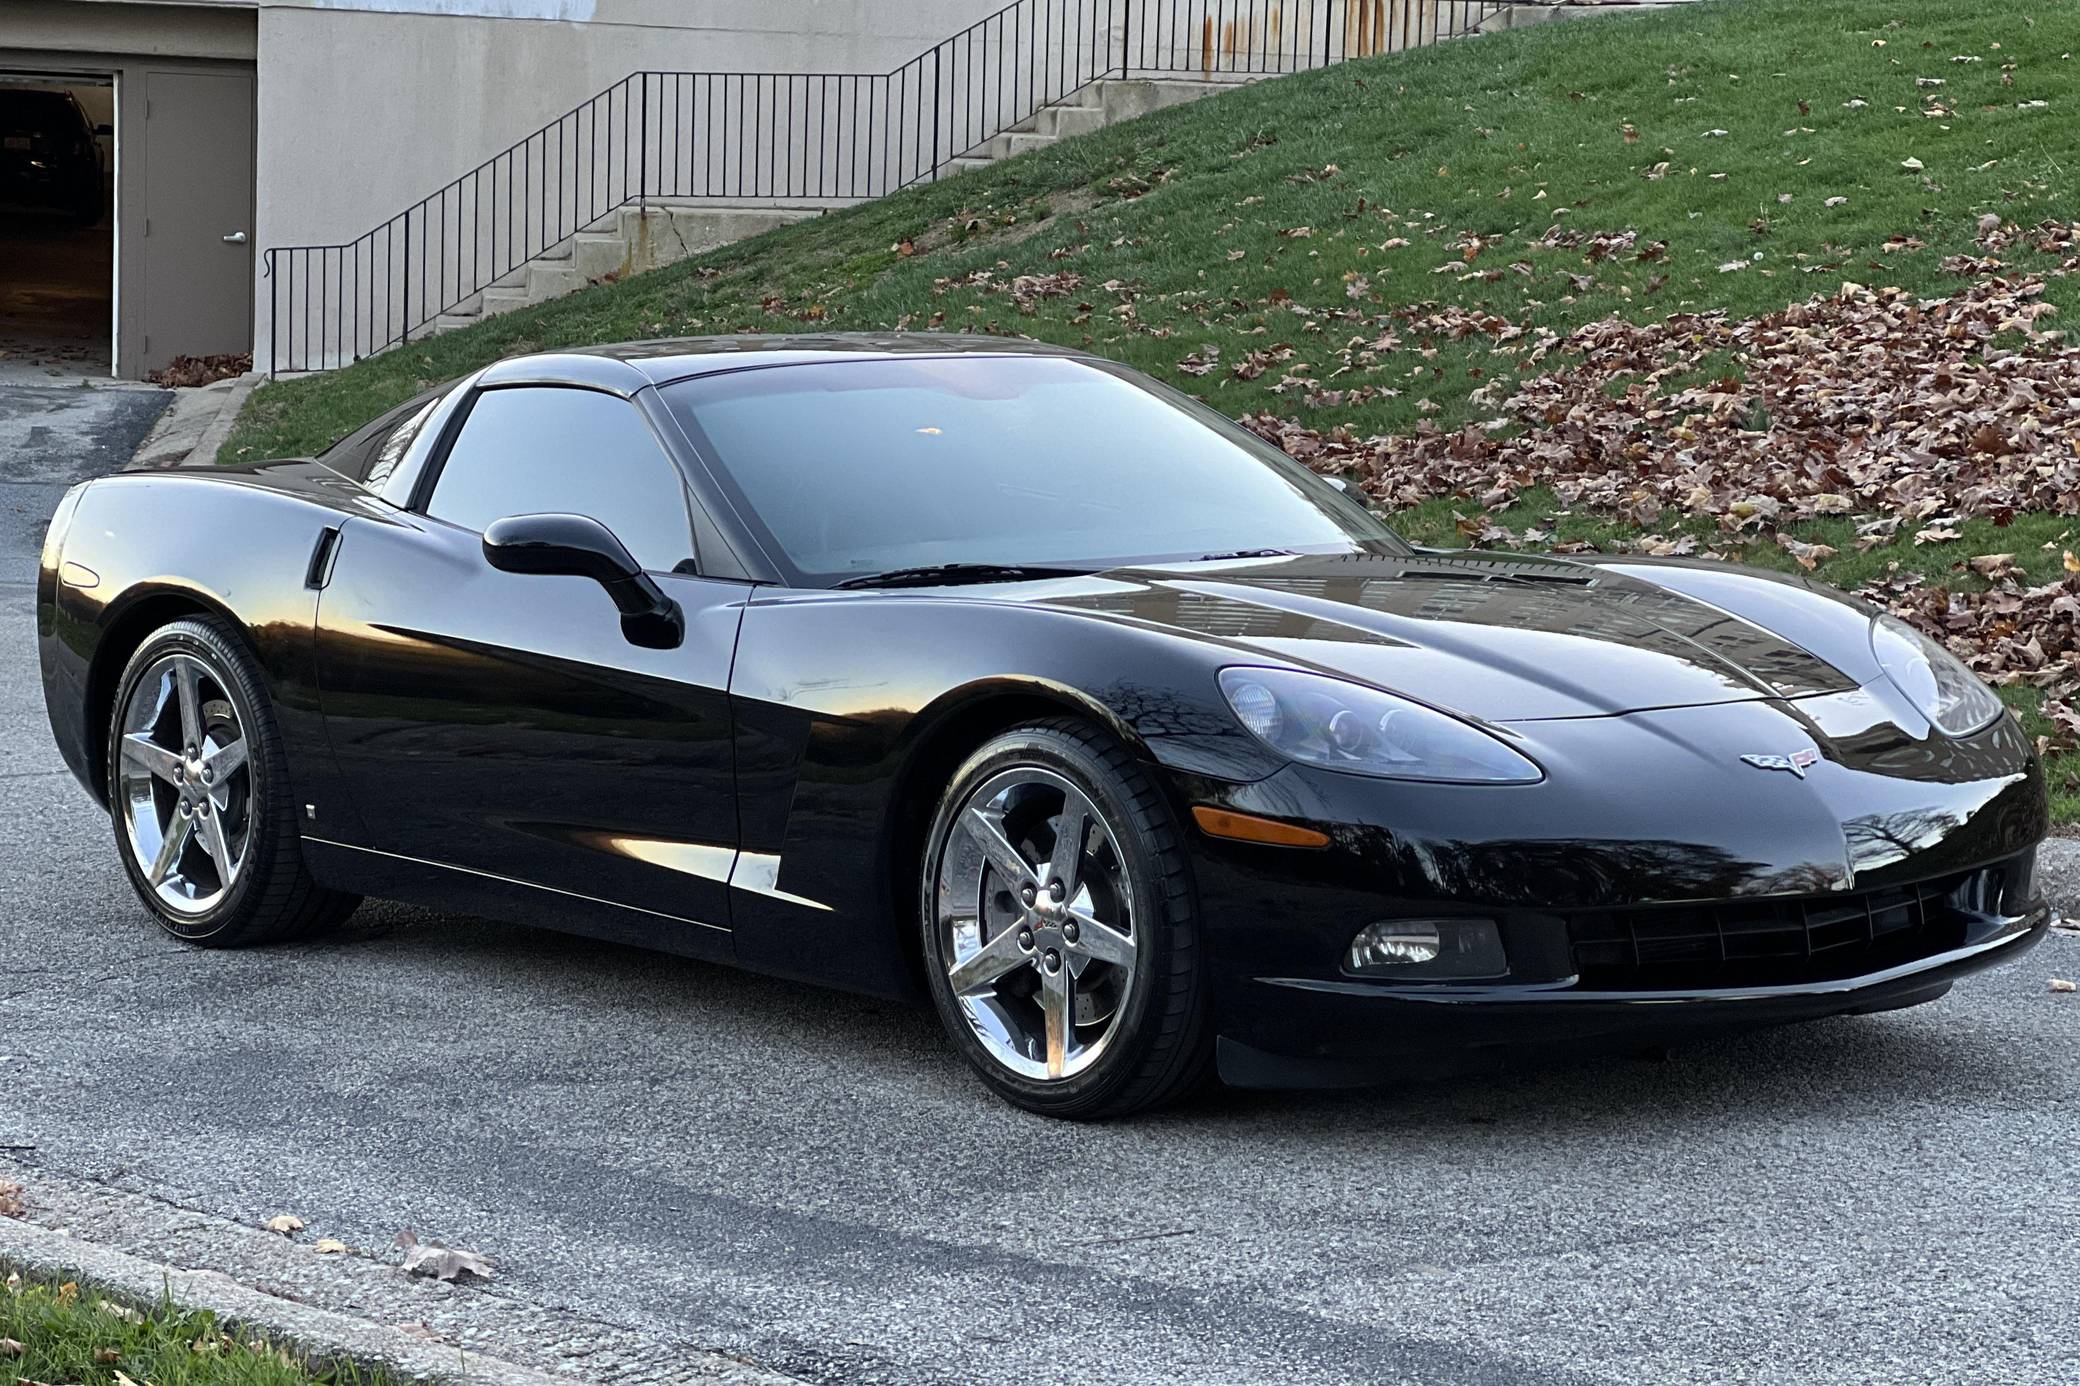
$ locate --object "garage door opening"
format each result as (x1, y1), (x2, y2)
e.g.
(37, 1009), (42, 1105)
(0, 71), (114, 380)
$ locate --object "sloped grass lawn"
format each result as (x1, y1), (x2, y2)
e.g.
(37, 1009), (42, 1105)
(1, 1271), (394, 1386)
(225, 0), (2080, 816)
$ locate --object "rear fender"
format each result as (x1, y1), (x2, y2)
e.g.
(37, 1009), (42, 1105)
(37, 468), (367, 845)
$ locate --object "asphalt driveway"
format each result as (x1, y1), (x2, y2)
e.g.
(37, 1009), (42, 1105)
(0, 380), (165, 585)
(1, 433), (2076, 1386)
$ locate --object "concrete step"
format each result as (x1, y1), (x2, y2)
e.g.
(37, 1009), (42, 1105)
(525, 263), (586, 303)
(1095, 76), (1255, 122)
(1011, 102), (1107, 139)
(943, 155), (996, 176)
(971, 129), (1059, 161)
(572, 230), (634, 283)
(615, 204), (822, 275)
(479, 287), (532, 318)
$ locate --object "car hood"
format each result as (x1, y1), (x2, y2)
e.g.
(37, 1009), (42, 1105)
(1034, 550), (1865, 723)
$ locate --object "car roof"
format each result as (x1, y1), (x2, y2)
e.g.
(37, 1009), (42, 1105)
(474, 333), (1095, 396)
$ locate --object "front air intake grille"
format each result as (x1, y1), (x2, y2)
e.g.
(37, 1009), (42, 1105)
(1564, 864), (2010, 990)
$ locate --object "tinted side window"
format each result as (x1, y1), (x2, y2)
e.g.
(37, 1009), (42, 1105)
(426, 387), (694, 572)
(320, 390), (439, 485)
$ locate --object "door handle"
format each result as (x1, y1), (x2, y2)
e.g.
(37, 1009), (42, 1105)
(221, 230), (248, 244)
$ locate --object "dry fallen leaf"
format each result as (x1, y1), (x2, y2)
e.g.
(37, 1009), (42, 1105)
(0, 1339), (22, 1359)
(98, 1300), (144, 1325)
(394, 1228), (493, 1283)
(395, 1321), (443, 1342)
(262, 1214), (304, 1236)
(0, 1182), (22, 1219)
(312, 1238), (349, 1255)
(2052, 978), (2077, 993)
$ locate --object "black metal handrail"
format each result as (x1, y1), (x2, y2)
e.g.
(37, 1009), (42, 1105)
(265, 0), (1505, 374)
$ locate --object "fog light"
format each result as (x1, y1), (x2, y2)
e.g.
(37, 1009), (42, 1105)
(1346, 918), (1507, 979)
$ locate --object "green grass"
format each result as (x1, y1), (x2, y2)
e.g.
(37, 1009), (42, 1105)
(220, 0), (2080, 814)
(0, 1270), (397, 1386)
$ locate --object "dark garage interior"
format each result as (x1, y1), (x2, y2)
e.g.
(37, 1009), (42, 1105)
(0, 71), (114, 378)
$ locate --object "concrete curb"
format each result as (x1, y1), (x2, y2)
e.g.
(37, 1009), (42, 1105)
(191, 370), (263, 467)
(126, 371), (261, 470)
(0, 1215), (582, 1386)
(2029, 837), (2080, 929)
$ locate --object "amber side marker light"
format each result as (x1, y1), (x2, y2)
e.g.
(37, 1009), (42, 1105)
(1191, 806), (1331, 849)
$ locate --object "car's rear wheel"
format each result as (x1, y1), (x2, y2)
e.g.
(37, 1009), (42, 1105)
(107, 616), (359, 945)
(920, 718), (1209, 1119)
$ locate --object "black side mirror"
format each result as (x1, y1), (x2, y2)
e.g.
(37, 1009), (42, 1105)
(481, 513), (683, 649)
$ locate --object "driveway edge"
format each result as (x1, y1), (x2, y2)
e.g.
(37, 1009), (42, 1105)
(127, 371), (260, 470)
(0, 1214), (583, 1386)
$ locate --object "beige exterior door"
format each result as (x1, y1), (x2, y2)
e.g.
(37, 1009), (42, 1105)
(140, 68), (252, 372)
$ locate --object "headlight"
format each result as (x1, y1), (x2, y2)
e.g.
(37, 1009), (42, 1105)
(1217, 667), (1542, 783)
(1869, 614), (2003, 738)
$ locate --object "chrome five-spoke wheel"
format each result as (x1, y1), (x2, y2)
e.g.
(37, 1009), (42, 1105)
(922, 720), (1210, 1119)
(116, 650), (252, 916)
(933, 765), (1140, 1082)
(107, 617), (359, 945)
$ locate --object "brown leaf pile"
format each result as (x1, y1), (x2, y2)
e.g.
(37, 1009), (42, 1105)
(1868, 563), (2080, 728)
(931, 268), (1083, 316)
(1237, 223), (2080, 741)
(1244, 273), (2080, 528)
(145, 353), (252, 388)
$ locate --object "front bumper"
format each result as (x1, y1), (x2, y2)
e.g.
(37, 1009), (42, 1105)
(1213, 900), (2049, 1089)
(1177, 698), (2052, 1090)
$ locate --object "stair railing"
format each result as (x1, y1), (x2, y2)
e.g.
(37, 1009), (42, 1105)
(264, 0), (1505, 374)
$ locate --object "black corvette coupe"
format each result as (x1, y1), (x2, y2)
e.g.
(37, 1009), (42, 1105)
(38, 336), (2049, 1117)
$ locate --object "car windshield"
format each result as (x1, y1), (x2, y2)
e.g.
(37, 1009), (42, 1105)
(0, 91), (78, 138)
(658, 354), (1404, 585)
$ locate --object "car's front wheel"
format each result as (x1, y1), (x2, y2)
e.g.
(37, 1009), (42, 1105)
(107, 616), (359, 945)
(920, 719), (1209, 1119)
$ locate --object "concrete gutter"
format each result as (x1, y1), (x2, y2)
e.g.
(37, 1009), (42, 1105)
(128, 371), (262, 470)
(0, 1178), (808, 1386)
(0, 1216), (584, 1386)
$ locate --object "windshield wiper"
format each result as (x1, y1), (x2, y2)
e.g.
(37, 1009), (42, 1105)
(1192, 548), (1298, 562)
(833, 562), (1094, 590)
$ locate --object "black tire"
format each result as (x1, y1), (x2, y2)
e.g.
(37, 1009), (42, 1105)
(105, 616), (359, 946)
(919, 718), (1211, 1119)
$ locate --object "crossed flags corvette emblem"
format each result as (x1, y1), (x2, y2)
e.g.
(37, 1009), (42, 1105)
(1740, 748), (1821, 778)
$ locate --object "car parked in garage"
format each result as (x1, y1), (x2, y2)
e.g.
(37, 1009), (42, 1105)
(0, 85), (106, 224)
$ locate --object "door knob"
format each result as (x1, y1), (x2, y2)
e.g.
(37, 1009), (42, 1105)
(222, 231), (249, 244)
